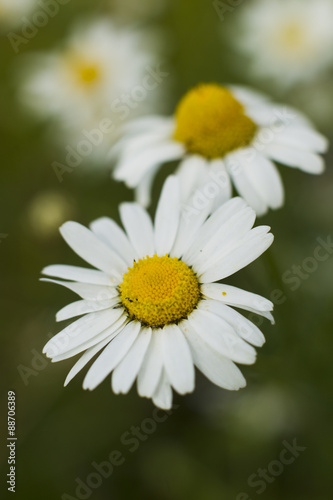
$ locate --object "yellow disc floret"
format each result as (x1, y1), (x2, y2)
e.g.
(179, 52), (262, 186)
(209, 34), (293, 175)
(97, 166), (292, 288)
(78, 64), (100, 84)
(174, 83), (257, 159)
(120, 255), (200, 328)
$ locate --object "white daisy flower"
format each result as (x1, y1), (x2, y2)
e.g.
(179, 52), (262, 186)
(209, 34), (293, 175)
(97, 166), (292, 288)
(42, 177), (274, 410)
(234, 0), (333, 89)
(0, 0), (35, 27)
(112, 83), (328, 215)
(19, 18), (159, 131)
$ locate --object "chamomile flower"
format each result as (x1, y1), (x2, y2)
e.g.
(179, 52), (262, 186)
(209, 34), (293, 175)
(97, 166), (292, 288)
(19, 18), (159, 137)
(234, 0), (333, 89)
(112, 83), (328, 215)
(42, 177), (274, 410)
(0, 0), (35, 27)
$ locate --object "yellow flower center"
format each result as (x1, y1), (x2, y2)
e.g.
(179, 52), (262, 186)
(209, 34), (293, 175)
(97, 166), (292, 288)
(278, 22), (306, 51)
(173, 83), (257, 159)
(65, 53), (102, 86)
(78, 64), (101, 84)
(120, 255), (200, 328)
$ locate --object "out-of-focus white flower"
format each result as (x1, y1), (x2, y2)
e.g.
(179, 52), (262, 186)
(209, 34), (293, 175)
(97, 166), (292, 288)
(27, 191), (74, 238)
(19, 18), (163, 149)
(42, 177), (274, 410)
(112, 83), (328, 215)
(0, 0), (36, 27)
(234, 0), (333, 88)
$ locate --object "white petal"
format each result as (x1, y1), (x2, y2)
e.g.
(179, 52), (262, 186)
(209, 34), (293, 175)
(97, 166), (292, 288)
(60, 222), (127, 279)
(51, 316), (127, 362)
(41, 278), (118, 300)
(119, 130), (171, 158)
(83, 321), (141, 390)
(170, 187), (213, 258)
(230, 85), (269, 107)
(226, 150), (268, 216)
(244, 105), (280, 127)
(115, 141), (185, 188)
(177, 158), (231, 226)
(42, 265), (111, 286)
(154, 176), (180, 256)
(180, 322), (246, 390)
(64, 331), (123, 387)
(245, 103), (312, 128)
(201, 285), (275, 324)
(263, 144), (325, 174)
(137, 329), (164, 398)
(241, 154), (284, 210)
(43, 308), (123, 358)
(176, 155), (208, 202)
(200, 226), (274, 282)
(161, 324), (195, 395)
(152, 370), (173, 410)
(135, 163), (160, 208)
(198, 300), (265, 347)
(116, 122), (174, 162)
(187, 309), (256, 365)
(56, 298), (118, 322)
(208, 159), (232, 210)
(120, 203), (155, 257)
(112, 328), (152, 394)
(172, 159), (222, 257)
(122, 116), (174, 134)
(273, 126), (328, 154)
(201, 283), (273, 315)
(90, 217), (138, 266)
(271, 105), (313, 128)
(192, 206), (256, 273)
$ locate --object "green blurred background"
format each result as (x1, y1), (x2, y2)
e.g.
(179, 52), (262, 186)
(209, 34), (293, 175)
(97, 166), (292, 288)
(1, 1), (333, 499)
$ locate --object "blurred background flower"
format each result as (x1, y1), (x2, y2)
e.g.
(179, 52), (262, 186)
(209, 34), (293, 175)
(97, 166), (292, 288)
(0, 0), (36, 28)
(17, 16), (166, 167)
(228, 0), (333, 133)
(112, 83), (328, 214)
(233, 0), (333, 90)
